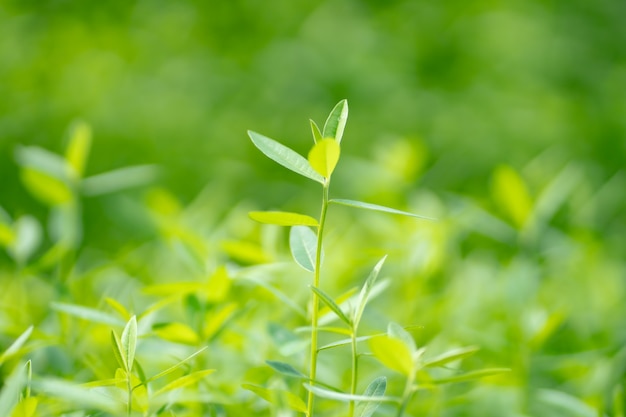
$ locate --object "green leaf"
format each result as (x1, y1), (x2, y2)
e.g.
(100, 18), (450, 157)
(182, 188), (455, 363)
(121, 316), (138, 372)
(243, 384), (307, 413)
(322, 99), (349, 143)
(265, 360), (306, 378)
(104, 298), (132, 321)
(319, 334), (382, 352)
(330, 199), (435, 220)
(310, 119), (323, 143)
(81, 165), (160, 196)
(153, 322), (199, 345)
(249, 211), (318, 226)
(141, 347), (208, 386)
(388, 322), (416, 354)
(289, 226), (319, 272)
(248, 130), (324, 184)
(153, 369), (216, 397)
(20, 168), (73, 206)
(65, 121), (92, 179)
(308, 138), (341, 178)
(491, 165), (532, 229)
(14, 145), (68, 180)
(427, 368), (510, 384)
(0, 360), (27, 417)
(357, 377), (387, 417)
(10, 396), (37, 417)
(369, 335), (414, 376)
(0, 326), (34, 366)
(52, 302), (125, 326)
(353, 256), (387, 328)
(303, 383), (398, 403)
(111, 331), (126, 371)
(310, 286), (351, 326)
(33, 378), (121, 413)
(422, 346), (480, 368)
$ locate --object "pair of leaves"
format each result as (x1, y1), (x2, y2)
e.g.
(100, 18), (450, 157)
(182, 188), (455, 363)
(310, 99), (349, 144)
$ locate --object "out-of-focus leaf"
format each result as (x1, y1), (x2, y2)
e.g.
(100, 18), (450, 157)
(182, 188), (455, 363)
(20, 168), (73, 206)
(14, 146), (67, 180)
(310, 119), (323, 143)
(153, 369), (215, 397)
(310, 286), (351, 326)
(249, 211), (318, 227)
(0, 364), (27, 417)
(354, 256), (387, 328)
(141, 347), (208, 386)
(369, 335), (414, 376)
(422, 346), (480, 368)
(0, 326), (34, 366)
(388, 322), (417, 355)
(10, 396), (37, 417)
(33, 378), (121, 414)
(491, 165), (532, 229)
(52, 302), (125, 326)
(308, 138), (341, 179)
(248, 130), (324, 184)
(322, 99), (349, 143)
(427, 368), (510, 384)
(289, 225), (318, 272)
(204, 302), (238, 341)
(9, 216), (41, 264)
(330, 199), (434, 220)
(81, 165), (160, 196)
(153, 322), (199, 345)
(221, 240), (271, 264)
(303, 383), (397, 403)
(121, 316), (138, 372)
(65, 121), (92, 179)
(205, 265), (231, 302)
(242, 384), (307, 413)
(111, 331), (126, 371)
(266, 360), (306, 378)
(104, 298), (132, 321)
(357, 377), (387, 417)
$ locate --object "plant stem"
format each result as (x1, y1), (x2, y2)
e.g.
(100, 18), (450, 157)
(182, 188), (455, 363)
(348, 329), (358, 417)
(127, 373), (132, 416)
(307, 182), (330, 417)
(396, 374), (415, 417)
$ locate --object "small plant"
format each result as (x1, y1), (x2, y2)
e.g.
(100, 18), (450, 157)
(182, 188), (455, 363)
(245, 100), (509, 416)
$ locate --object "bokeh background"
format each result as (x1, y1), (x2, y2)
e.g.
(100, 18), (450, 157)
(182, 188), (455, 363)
(1, 0), (625, 416)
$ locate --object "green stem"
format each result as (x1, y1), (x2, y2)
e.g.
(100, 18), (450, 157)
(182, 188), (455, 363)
(127, 375), (132, 416)
(396, 375), (415, 417)
(348, 329), (358, 417)
(307, 182), (330, 417)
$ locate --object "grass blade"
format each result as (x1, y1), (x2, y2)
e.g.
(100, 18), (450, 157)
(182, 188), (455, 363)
(249, 211), (318, 226)
(248, 130), (324, 184)
(330, 199), (435, 220)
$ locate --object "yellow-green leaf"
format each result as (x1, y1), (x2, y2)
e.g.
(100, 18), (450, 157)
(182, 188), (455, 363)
(20, 168), (73, 206)
(369, 336), (414, 376)
(308, 139), (340, 178)
(242, 384), (307, 413)
(205, 266), (231, 302)
(154, 369), (215, 397)
(249, 211), (318, 227)
(10, 397), (37, 417)
(0, 223), (15, 247)
(153, 322), (200, 345)
(491, 165), (532, 229)
(66, 121), (92, 179)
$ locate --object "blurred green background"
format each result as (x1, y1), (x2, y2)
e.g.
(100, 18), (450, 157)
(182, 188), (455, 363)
(1, 0), (625, 415)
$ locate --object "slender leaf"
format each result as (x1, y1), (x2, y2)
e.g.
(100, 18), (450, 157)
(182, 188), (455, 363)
(369, 335), (414, 376)
(243, 384), (307, 413)
(249, 211), (318, 227)
(310, 119), (323, 143)
(266, 360), (306, 378)
(141, 347), (208, 386)
(303, 383), (398, 403)
(388, 322), (417, 354)
(248, 130), (324, 184)
(310, 286), (351, 326)
(289, 226), (319, 272)
(104, 298), (131, 321)
(422, 346), (480, 368)
(153, 322), (199, 345)
(65, 121), (92, 179)
(330, 199), (435, 220)
(319, 334), (383, 352)
(322, 99), (349, 143)
(52, 302), (125, 326)
(10, 396), (37, 417)
(121, 316), (138, 372)
(33, 378), (121, 413)
(81, 165), (160, 196)
(14, 146), (67, 180)
(111, 331), (126, 371)
(353, 256), (387, 328)
(20, 168), (73, 206)
(357, 377), (387, 417)
(427, 368), (510, 384)
(153, 369), (216, 397)
(0, 326), (34, 366)
(308, 138), (341, 178)
(0, 361), (27, 416)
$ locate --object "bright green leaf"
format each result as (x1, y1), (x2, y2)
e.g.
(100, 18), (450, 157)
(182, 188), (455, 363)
(20, 168), (73, 206)
(104, 298), (132, 321)
(0, 326), (34, 366)
(308, 138), (341, 179)
(121, 316), (138, 372)
(81, 165), (160, 196)
(353, 256), (387, 328)
(0, 222), (15, 247)
(153, 369), (216, 397)
(303, 383), (398, 403)
(357, 377), (387, 417)
(66, 121), (92, 179)
(0, 365), (27, 417)
(427, 368), (511, 384)
(242, 384), (307, 413)
(310, 286), (351, 326)
(111, 331), (126, 371)
(10, 396), (37, 417)
(249, 211), (318, 227)
(322, 99), (349, 143)
(310, 119), (323, 143)
(289, 226), (319, 272)
(422, 346), (480, 368)
(205, 265), (231, 302)
(33, 378), (120, 414)
(141, 347), (208, 386)
(266, 360), (306, 378)
(491, 165), (532, 229)
(330, 199), (435, 220)
(14, 146), (67, 180)
(388, 322), (417, 354)
(369, 335), (414, 376)
(204, 302), (239, 341)
(248, 130), (324, 184)
(52, 302), (125, 326)
(153, 322), (199, 345)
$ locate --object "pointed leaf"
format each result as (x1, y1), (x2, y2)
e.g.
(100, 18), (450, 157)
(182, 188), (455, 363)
(266, 360), (306, 378)
(353, 256), (387, 328)
(81, 165), (160, 196)
(422, 346), (480, 368)
(0, 360), (27, 417)
(0, 326), (34, 366)
(323, 99), (349, 143)
(66, 121), (92, 179)
(243, 384), (307, 413)
(310, 286), (351, 326)
(308, 138), (341, 178)
(20, 168), (73, 206)
(10, 396), (37, 417)
(310, 119), (323, 143)
(369, 336), (414, 376)
(111, 331), (126, 371)
(358, 377), (387, 417)
(121, 316), (137, 372)
(427, 368), (510, 384)
(52, 302), (125, 326)
(330, 199), (435, 220)
(249, 211), (318, 227)
(303, 383), (398, 403)
(104, 298), (131, 321)
(289, 226), (319, 272)
(153, 369), (216, 397)
(388, 322), (417, 354)
(248, 130), (324, 184)
(153, 322), (199, 345)
(141, 347), (208, 386)
(491, 165), (532, 229)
